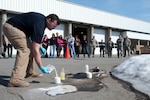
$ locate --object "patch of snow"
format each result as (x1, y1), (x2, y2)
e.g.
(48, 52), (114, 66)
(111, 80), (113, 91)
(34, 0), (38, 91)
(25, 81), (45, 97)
(111, 54), (150, 96)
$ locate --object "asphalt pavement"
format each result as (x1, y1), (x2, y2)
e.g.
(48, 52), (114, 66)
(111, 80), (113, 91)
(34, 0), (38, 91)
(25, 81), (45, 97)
(0, 55), (139, 100)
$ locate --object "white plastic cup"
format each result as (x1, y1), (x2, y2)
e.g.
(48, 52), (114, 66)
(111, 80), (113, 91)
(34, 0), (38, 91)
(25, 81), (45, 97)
(54, 77), (61, 84)
(86, 72), (92, 78)
(85, 64), (89, 73)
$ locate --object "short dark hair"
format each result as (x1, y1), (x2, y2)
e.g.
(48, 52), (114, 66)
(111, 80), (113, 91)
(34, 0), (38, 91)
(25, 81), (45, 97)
(46, 14), (60, 25)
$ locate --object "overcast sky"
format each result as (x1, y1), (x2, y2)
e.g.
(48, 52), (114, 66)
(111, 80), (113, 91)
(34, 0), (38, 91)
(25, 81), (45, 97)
(65, 0), (150, 22)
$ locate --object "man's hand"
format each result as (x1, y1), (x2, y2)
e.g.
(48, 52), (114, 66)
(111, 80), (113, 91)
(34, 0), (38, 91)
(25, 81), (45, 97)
(40, 46), (46, 56)
(40, 66), (50, 74)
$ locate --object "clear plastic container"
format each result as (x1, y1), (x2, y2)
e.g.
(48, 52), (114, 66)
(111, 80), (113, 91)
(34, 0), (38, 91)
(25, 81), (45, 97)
(46, 64), (55, 74)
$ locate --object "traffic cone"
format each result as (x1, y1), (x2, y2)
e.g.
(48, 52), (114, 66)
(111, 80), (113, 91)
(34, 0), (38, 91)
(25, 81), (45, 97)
(65, 44), (70, 59)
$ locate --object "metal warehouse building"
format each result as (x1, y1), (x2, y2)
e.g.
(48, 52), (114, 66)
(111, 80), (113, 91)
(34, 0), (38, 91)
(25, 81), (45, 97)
(1, 0), (150, 55)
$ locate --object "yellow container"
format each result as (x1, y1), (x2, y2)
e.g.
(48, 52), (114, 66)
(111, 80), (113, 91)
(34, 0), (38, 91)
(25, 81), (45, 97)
(60, 68), (65, 80)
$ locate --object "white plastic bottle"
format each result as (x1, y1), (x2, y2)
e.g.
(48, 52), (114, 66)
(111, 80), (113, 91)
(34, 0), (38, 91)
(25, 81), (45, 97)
(60, 68), (65, 80)
(85, 64), (89, 73)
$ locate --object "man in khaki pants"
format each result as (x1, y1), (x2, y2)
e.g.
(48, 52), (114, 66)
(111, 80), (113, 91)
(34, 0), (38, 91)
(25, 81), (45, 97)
(3, 12), (60, 87)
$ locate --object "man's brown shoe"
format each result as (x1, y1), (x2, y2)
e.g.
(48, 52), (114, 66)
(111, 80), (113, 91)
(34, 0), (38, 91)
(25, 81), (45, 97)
(25, 72), (43, 78)
(8, 78), (30, 87)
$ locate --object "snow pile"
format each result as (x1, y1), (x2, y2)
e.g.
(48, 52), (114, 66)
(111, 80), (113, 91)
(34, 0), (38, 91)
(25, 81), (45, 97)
(111, 54), (150, 96)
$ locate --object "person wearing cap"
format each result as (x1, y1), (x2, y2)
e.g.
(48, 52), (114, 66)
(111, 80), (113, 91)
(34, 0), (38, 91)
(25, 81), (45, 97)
(3, 12), (60, 87)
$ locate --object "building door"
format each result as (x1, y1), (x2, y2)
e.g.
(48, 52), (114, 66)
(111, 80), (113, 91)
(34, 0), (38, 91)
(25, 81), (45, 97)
(72, 24), (88, 54)
(72, 25), (87, 41)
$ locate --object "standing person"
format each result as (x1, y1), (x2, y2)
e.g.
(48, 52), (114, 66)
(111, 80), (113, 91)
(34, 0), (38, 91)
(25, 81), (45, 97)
(74, 35), (81, 58)
(41, 34), (49, 58)
(123, 36), (131, 57)
(107, 37), (114, 58)
(7, 42), (13, 58)
(62, 37), (68, 58)
(3, 12), (60, 87)
(99, 39), (105, 57)
(1, 34), (8, 58)
(2, 34), (13, 58)
(90, 36), (98, 58)
(81, 35), (90, 58)
(57, 35), (63, 58)
(49, 33), (57, 58)
(116, 35), (124, 58)
(55, 32), (59, 57)
(68, 33), (76, 58)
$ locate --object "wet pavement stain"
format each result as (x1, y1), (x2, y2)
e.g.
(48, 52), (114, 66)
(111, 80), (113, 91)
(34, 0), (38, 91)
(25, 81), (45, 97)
(63, 72), (105, 92)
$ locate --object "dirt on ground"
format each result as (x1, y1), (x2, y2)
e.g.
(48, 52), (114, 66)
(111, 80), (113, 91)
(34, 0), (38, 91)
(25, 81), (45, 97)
(64, 71), (150, 100)
(110, 74), (150, 100)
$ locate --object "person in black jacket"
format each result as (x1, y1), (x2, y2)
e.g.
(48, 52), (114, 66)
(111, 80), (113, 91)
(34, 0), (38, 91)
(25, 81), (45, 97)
(99, 39), (105, 57)
(81, 35), (90, 58)
(49, 33), (57, 58)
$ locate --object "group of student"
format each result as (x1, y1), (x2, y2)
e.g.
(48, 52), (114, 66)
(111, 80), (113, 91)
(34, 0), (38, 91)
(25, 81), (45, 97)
(116, 35), (131, 58)
(1, 33), (131, 59)
(41, 33), (91, 58)
(41, 33), (132, 59)
(92, 34), (132, 58)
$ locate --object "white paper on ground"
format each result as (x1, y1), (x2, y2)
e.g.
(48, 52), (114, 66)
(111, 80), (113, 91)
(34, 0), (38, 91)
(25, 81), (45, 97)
(28, 85), (77, 97)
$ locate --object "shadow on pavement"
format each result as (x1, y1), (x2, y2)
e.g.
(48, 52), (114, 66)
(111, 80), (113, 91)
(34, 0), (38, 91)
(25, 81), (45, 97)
(64, 73), (104, 92)
(0, 75), (10, 87)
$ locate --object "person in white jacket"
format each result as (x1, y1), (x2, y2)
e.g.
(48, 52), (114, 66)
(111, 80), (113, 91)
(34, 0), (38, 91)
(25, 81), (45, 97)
(67, 33), (76, 58)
